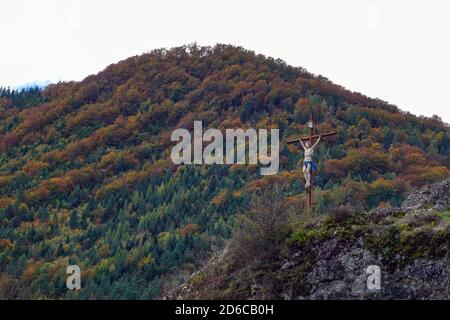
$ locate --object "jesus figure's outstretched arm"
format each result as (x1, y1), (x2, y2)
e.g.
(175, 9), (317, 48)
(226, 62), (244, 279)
(299, 138), (306, 150)
(312, 134), (322, 149)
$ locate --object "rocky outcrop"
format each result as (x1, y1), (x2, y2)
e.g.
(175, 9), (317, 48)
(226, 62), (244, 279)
(279, 238), (449, 299)
(402, 178), (450, 211)
(173, 179), (450, 300)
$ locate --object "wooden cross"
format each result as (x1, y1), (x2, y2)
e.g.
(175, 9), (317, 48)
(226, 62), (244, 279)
(287, 113), (337, 210)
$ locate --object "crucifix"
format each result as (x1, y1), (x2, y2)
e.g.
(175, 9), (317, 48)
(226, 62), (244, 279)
(287, 113), (337, 210)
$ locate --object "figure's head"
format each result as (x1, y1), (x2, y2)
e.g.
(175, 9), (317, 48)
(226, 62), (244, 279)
(305, 141), (311, 148)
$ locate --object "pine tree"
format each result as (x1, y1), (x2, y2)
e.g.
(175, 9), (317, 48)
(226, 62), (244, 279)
(69, 210), (78, 229)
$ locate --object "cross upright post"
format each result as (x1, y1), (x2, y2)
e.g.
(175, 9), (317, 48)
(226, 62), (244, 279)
(307, 113), (314, 209)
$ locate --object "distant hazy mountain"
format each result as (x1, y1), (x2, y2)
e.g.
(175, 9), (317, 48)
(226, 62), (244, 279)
(12, 80), (52, 91)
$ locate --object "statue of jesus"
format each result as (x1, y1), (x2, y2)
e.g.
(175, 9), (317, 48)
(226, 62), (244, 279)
(299, 134), (322, 189)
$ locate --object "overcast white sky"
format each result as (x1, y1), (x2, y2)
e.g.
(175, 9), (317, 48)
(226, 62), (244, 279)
(1, 0), (449, 122)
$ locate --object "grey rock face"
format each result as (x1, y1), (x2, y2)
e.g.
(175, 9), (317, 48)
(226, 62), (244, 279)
(286, 239), (449, 300)
(402, 178), (450, 211)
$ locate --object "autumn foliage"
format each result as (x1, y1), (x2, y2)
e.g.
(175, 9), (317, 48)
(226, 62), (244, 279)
(0, 44), (449, 299)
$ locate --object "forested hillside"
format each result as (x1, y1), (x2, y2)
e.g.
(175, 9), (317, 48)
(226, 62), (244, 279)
(0, 44), (449, 299)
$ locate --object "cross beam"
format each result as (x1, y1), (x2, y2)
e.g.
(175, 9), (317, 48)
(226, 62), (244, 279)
(286, 130), (338, 144)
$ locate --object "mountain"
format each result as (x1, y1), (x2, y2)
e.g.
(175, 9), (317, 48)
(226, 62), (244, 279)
(0, 44), (449, 299)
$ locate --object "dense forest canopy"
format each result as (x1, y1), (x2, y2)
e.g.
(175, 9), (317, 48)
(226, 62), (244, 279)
(0, 44), (449, 299)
